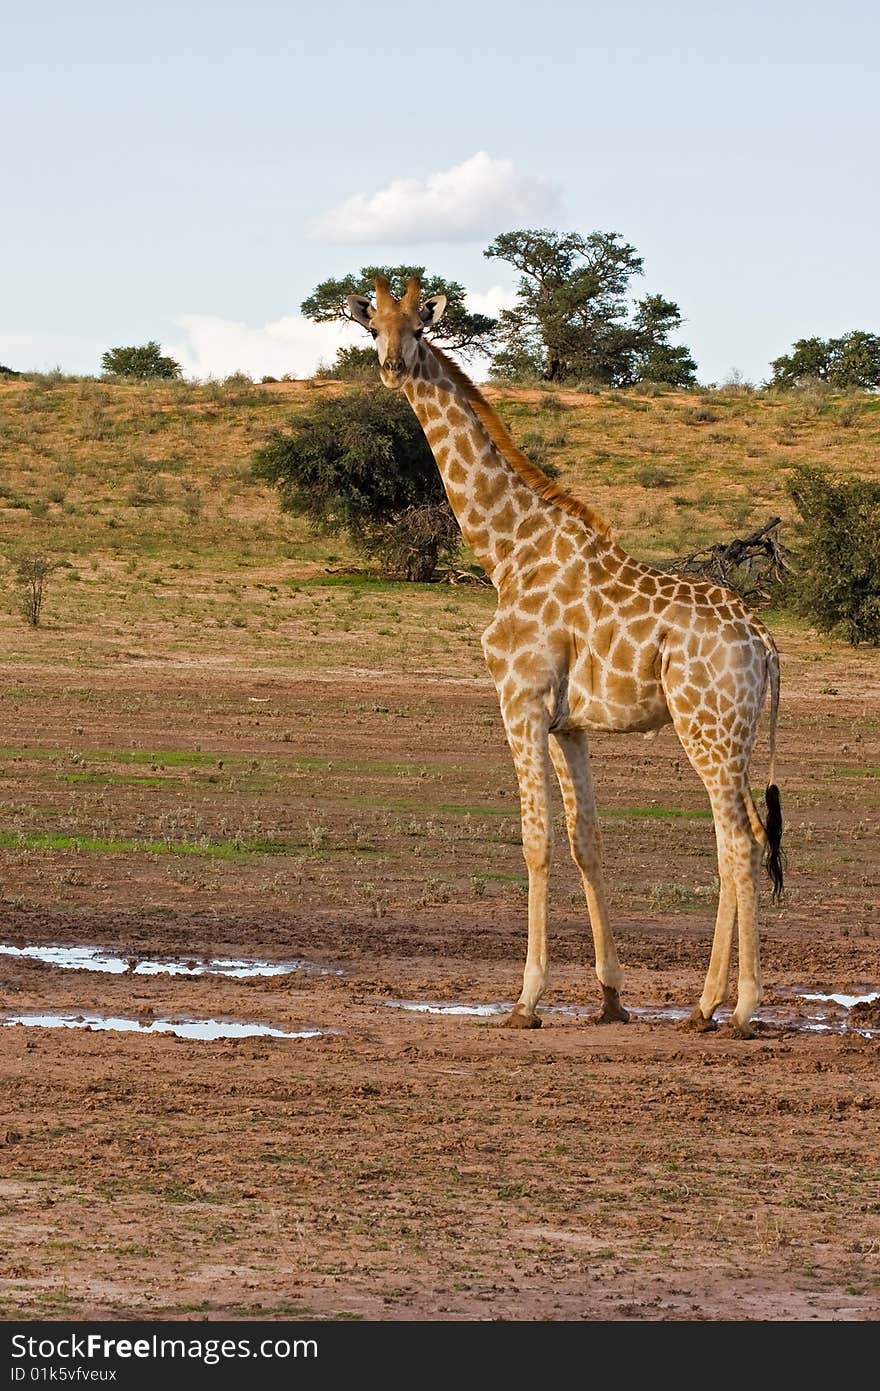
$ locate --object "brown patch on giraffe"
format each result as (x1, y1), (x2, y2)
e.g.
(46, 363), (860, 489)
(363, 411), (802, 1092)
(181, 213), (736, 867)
(490, 613), (540, 650)
(444, 486), (466, 513)
(516, 513), (548, 543)
(563, 604), (589, 636)
(542, 597), (561, 626)
(554, 565), (586, 610)
(491, 500), (517, 535)
(425, 424), (448, 449)
(590, 621), (616, 660)
(627, 615), (658, 645)
(472, 469), (508, 513)
(554, 532), (575, 565)
(610, 635), (637, 672)
(468, 529), (491, 557)
(521, 561), (557, 593)
(456, 432), (476, 466)
(519, 590), (547, 618)
(512, 651), (547, 683)
(607, 674), (639, 707)
(446, 459), (467, 487)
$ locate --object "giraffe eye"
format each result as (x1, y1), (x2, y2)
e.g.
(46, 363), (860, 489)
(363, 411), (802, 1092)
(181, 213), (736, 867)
(413, 328), (423, 340)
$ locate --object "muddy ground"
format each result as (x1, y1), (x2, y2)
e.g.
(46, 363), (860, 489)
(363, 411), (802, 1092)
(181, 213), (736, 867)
(1, 639), (879, 1322)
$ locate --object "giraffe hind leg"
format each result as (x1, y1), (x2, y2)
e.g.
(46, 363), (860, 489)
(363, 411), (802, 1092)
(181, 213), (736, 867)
(692, 783), (764, 1036)
(671, 725), (764, 1035)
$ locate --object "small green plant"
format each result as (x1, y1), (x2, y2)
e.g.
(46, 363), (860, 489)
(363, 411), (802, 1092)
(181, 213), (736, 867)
(634, 465), (674, 489)
(9, 553), (61, 626)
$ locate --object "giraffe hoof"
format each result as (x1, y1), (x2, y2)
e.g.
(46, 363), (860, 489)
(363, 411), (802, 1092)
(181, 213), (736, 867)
(588, 1006), (630, 1025)
(586, 990), (628, 1023)
(685, 1007), (718, 1033)
(725, 1020), (758, 1040)
(498, 1006), (542, 1029)
(588, 988), (629, 1025)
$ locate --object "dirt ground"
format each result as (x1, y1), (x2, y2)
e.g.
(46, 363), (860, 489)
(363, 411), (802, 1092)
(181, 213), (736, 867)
(1, 632), (879, 1322)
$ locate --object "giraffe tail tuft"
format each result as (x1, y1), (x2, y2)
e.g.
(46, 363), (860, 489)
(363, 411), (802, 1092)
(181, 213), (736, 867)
(762, 638), (783, 900)
(764, 784), (784, 901)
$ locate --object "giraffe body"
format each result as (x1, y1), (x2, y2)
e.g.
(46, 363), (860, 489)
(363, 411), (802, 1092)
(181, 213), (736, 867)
(348, 277), (783, 1036)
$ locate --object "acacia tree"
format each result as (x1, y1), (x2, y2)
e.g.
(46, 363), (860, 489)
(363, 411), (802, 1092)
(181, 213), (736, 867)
(484, 228), (696, 386)
(301, 265), (497, 358)
(101, 341), (182, 380)
(252, 387), (460, 582)
(769, 331), (880, 390)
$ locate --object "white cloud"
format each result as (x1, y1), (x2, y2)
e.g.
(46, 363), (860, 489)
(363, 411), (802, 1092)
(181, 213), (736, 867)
(165, 313), (364, 381)
(307, 151), (562, 244)
(464, 285), (519, 319)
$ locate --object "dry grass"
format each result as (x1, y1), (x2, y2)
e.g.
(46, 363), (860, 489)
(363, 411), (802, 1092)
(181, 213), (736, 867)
(1, 373), (878, 668)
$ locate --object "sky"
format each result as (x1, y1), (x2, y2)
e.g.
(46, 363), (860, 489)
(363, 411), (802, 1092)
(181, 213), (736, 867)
(1, 0), (878, 385)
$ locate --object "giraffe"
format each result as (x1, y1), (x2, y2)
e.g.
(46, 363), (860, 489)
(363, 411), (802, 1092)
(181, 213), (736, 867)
(348, 276), (783, 1039)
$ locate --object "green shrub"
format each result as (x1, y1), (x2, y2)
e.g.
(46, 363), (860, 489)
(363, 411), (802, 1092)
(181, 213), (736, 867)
(101, 342), (181, 380)
(252, 387), (461, 582)
(786, 466), (880, 645)
(319, 345), (380, 381)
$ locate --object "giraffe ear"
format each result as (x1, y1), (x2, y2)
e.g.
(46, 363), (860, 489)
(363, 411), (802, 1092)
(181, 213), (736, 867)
(418, 294), (447, 327)
(347, 295), (375, 330)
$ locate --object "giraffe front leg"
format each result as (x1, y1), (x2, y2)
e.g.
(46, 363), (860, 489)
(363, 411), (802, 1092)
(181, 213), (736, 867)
(550, 730), (628, 1025)
(497, 702), (553, 1030)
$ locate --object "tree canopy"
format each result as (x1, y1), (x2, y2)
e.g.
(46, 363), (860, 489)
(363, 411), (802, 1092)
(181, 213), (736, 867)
(101, 342), (182, 380)
(484, 229), (697, 387)
(769, 332), (880, 390)
(301, 265), (497, 356)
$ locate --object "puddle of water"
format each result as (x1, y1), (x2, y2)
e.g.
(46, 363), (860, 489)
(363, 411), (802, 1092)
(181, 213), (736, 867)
(380, 999), (508, 1017)
(800, 990), (879, 1009)
(1, 1012), (325, 1041)
(0, 944), (338, 979)
(379, 995), (879, 1037)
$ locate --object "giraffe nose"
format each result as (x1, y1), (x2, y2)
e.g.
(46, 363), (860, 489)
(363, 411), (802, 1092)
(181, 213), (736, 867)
(383, 357), (405, 375)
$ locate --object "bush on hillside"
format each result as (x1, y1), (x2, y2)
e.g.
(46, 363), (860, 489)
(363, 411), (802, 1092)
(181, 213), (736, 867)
(770, 332), (880, 390)
(786, 465), (880, 645)
(318, 345), (379, 381)
(251, 387), (460, 582)
(101, 342), (182, 381)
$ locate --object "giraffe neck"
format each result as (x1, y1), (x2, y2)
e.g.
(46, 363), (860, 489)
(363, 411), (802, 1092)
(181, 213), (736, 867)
(404, 344), (586, 585)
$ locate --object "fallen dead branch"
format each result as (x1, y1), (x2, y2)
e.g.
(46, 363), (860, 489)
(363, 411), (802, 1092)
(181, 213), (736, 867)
(667, 516), (789, 603)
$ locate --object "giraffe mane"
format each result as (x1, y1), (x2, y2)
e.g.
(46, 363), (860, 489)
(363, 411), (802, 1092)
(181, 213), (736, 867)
(429, 345), (612, 538)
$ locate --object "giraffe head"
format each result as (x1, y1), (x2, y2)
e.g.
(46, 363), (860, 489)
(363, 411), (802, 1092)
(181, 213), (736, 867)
(347, 276), (447, 388)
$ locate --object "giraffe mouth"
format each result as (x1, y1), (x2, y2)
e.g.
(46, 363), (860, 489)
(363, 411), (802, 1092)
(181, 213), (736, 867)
(380, 367), (407, 389)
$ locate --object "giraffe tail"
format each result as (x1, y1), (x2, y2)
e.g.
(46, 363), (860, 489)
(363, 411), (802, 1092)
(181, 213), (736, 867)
(763, 641), (784, 901)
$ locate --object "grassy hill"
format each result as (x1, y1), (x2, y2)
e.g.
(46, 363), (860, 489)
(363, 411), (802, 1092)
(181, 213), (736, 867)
(1, 371), (878, 672)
